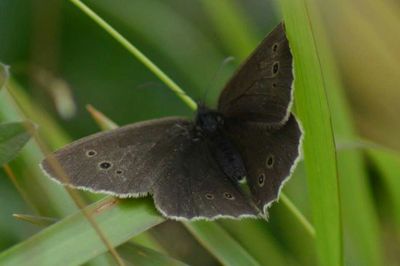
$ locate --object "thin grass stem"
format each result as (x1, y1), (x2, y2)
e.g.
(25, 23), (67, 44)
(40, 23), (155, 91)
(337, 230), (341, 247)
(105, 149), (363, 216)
(280, 194), (315, 237)
(68, 0), (197, 110)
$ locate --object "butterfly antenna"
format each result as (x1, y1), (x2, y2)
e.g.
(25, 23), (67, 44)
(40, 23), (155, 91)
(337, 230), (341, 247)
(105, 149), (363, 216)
(202, 56), (236, 104)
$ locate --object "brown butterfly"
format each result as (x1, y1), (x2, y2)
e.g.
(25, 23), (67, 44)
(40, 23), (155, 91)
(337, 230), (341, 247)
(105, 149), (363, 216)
(41, 23), (302, 220)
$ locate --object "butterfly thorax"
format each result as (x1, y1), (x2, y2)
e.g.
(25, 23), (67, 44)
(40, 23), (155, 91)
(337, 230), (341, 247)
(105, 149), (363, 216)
(195, 106), (247, 182)
(194, 104), (223, 136)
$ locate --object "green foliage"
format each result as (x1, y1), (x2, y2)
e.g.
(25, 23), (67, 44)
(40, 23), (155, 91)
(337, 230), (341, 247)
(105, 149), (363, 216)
(0, 197), (164, 266)
(281, 1), (342, 265)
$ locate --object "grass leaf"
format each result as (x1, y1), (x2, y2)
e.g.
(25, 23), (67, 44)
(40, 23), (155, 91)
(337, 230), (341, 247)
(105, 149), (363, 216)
(219, 219), (295, 265)
(0, 197), (164, 266)
(314, 15), (385, 266)
(12, 214), (58, 227)
(286, 0), (386, 264)
(280, 1), (342, 265)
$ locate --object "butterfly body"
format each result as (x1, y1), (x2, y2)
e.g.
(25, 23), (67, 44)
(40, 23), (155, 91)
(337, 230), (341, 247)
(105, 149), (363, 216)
(41, 23), (302, 220)
(195, 105), (247, 182)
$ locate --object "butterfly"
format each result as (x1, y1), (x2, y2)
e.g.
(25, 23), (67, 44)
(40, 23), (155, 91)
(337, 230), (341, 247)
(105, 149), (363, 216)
(41, 23), (302, 220)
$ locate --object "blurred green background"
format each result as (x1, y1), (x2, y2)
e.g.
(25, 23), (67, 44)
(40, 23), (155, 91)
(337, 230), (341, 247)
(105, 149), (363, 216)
(1, 0), (280, 138)
(1, 0), (399, 265)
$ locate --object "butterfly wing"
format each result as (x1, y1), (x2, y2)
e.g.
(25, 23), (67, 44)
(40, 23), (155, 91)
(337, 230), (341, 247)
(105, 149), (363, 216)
(224, 115), (302, 214)
(218, 23), (293, 126)
(41, 117), (188, 197)
(41, 117), (258, 220)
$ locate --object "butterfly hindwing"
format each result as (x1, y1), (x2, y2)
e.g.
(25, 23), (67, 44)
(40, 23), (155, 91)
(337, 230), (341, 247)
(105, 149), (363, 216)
(144, 124), (258, 220)
(218, 23), (293, 126)
(224, 115), (302, 214)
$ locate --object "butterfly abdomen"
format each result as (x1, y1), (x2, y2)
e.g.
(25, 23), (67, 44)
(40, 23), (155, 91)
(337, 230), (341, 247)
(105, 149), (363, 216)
(209, 134), (247, 182)
(195, 107), (248, 182)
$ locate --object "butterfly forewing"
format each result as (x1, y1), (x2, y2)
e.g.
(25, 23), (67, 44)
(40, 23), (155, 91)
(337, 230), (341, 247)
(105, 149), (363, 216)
(218, 23), (293, 127)
(41, 117), (188, 197)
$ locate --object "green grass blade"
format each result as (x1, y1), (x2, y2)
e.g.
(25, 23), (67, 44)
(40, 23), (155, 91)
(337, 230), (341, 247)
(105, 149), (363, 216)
(313, 16), (384, 266)
(280, 194), (315, 237)
(286, 0), (385, 264)
(86, 105), (118, 131)
(219, 219), (294, 265)
(130, 233), (167, 255)
(0, 197), (164, 266)
(184, 222), (260, 266)
(12, 214), (58, 227)
(280, 1), (342, 265)
(0, 121), (35, 166)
